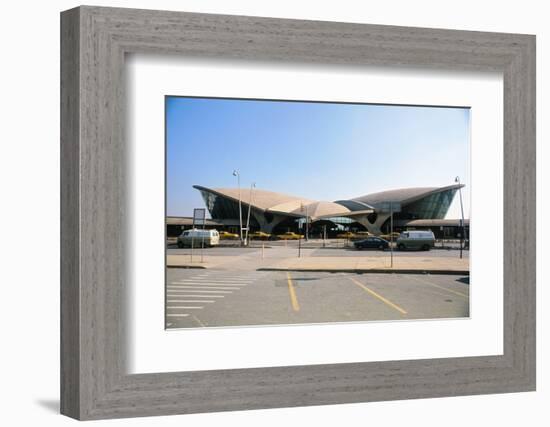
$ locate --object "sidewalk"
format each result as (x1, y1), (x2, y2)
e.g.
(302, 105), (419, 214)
(258, 255), (469, 274)
(167, 253), (469, 274)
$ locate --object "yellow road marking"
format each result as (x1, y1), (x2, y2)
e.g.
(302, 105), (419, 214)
(408, 275), (469, 298)
(349, 277), (407, 315)
(286, 272), (300, 312)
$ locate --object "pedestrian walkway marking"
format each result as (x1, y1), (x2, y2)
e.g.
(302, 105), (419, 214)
(173, 283), (249, 286)
(170, 294), (225, 298)
(408, 275), (469, 298)
(165, 272), (266, 326)
(176, 278), (253, 282)
(175, 277), (252, 282)
(167, 300), (215, 303)
(349, 277), (407, 315)
(169, 280), (250, 286)
(166, 306), (204, 309)
(167, 289), (233, 294)
(168, 285), (240, 290)
(286, 272), (300, 312)
(171, 282), (247, 286)
(169, 284), (245, 288)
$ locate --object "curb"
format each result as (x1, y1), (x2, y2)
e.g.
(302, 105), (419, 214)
(256, 268), (469, 275)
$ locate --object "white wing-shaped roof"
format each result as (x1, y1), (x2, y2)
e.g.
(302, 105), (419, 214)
(194, 186), (355, 218)
(194, 184), (462, 217)
(351, 184), (463, 207)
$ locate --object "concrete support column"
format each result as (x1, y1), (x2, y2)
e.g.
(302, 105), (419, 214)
(252, 211), (286, 234)
(353, 213), (390, 235)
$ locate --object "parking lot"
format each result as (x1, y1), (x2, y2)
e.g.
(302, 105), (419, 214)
(165, 269), (470, 329)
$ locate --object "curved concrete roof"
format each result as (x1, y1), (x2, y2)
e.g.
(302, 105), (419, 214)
(193, 185), (315, 212)
(289, 201), (353, 220)
(194, 184), (462, 219)
(351, 184), (463, 208)
(194, 185), (355, 219)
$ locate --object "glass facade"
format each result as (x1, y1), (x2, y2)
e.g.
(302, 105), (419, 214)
(393, 189), (457, 221)
(200, 190), (259, 226)
(322, 216), (355, 225)
(200, 190), (241, 219)
(297, 216), (355, 231)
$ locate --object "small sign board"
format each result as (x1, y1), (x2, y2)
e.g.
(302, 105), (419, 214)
(377, 201), (402, 213)
(193, 208), (206, 227)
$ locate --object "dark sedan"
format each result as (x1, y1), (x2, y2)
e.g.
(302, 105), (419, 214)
(354, 237), (390, 250)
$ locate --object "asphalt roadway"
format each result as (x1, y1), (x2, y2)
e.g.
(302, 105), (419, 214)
(165, 269), (470, 329)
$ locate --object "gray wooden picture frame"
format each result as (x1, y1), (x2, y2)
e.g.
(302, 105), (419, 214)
(60, 5), (536, 420)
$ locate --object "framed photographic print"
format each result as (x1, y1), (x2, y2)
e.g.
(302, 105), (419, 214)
(61, 6), (535, 420)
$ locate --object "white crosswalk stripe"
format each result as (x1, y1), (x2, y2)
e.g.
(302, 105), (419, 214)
(168, 282), (248, 288)
(170, 282), (247, 287)
(178, 277), (252, 280)
(166, 306), (203, 309)
(169, 294), (225, 298)
(168, 286), (237, 290)
(166, 300), (215, 303)
(167, 289), (233, 294)
(168, 286), (244, 291)
(165, 271), (267, 323)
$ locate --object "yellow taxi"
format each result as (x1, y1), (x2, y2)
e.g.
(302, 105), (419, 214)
(219, 231), (240, 240)
(336, 231), (357, 239)
(276, 231), (303, 240)
(249, 231), (271, 240)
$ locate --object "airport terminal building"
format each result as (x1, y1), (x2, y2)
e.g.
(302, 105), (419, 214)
(166, 184), (469, 239)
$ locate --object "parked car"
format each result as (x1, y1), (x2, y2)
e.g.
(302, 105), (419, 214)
(276, 231), (303, 240)
(354, 237), (389, 250)
(218, 231), (239, 240)
(249, 231), (271, 240)
(396, 230), (435, 251)
(177, 229), (220, 248)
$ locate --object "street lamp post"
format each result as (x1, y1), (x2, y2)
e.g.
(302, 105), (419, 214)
(299, 202), (309, 241)
(245, 182), (256, 245)
(390, 202), (394, 268)
(233, 170), (243, 245)
(305, 204), (309, 241)
(455, 176), (465, 259)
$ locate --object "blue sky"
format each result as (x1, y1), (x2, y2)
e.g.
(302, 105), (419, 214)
(166, 96), (470, 219)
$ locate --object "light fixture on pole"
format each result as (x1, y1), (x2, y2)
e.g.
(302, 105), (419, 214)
(245, 182), (256, 245)
(305, 204), (309, 241)
(455, 176), (465, 259)
(233, 170), (243, 245)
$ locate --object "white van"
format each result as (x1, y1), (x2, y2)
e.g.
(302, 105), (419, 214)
(396, 230), (435, 251)
(177, 229), (220, 248)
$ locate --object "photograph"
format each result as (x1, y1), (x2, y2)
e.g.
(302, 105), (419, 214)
(165, 96), (471, 329)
